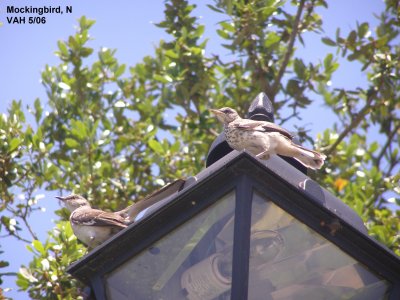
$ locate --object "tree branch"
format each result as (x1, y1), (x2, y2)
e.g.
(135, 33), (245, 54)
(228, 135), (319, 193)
(375, 123), (400, 168)
(0, 272), (18, 276)
(20, 215), (38, 241)
(244, 35), (272, 96)
(325, 91), (375, 156)
(271, 0), (306, 100)
(4, 231), (32, 244)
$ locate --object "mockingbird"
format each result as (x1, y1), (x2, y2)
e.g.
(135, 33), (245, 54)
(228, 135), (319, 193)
(56, 194), (130, 248)
(210, 107), (326, 170)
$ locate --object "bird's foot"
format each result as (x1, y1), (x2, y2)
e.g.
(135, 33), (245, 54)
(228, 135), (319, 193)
(256, 151), (270, 160)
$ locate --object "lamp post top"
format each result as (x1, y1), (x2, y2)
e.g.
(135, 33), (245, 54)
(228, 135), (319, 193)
(246, 92), (274, 122)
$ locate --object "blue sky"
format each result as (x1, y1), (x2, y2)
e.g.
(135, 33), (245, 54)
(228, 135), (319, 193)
(0, 0), (386, 298)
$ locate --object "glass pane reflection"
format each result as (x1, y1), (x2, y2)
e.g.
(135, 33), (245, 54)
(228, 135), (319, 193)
(106, 191), (236, 300)
(248, 192), (391, 300)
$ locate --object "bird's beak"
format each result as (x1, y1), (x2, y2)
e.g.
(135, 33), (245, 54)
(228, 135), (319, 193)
(209, 108), (226, 123)
(210, 108), (224, 116)
(55, 196), (65, 201)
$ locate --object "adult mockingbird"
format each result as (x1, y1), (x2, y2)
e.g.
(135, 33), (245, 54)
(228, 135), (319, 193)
(210, 107), (326, 170)
(56, 194), (130, 248)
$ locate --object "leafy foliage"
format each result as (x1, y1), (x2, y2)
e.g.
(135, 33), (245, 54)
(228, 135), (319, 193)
(16, 222), (86, 299)
(0, 0), (399, 298)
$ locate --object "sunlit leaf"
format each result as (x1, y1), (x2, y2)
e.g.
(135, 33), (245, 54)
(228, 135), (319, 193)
(32, 240), (45, 256)
(9, 138), (21, 152)
(19, 267), (38, 283)
(148, 139), (164, 154)
(65, 138), (79, 148)
(58, 82), (71, 90)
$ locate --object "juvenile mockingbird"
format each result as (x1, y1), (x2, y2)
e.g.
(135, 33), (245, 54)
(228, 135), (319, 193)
(56, 194), (130, 248)
(210, 107), (326, 170)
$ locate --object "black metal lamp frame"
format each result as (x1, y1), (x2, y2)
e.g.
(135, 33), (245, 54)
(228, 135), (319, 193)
(68, 151), (400, 300)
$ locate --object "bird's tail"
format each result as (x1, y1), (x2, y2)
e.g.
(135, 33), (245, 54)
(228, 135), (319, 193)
(292, 144), (326, 170)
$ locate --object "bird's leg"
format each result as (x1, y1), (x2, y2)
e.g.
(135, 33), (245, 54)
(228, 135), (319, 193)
(256, 151), (270, 160)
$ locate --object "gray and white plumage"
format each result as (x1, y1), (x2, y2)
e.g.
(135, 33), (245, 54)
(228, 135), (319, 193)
(56, 194), (129, 248)
(210, 107), (326, 170)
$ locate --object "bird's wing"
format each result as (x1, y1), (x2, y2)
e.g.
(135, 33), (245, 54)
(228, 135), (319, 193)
(233, 119), (293, 139)
(71, 209), (128, 228)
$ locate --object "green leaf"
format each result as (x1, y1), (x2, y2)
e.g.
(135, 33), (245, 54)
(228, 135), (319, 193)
(358, 22), (369, 38)
(81, 47), (93, 57)
(206, 4), (224, 13)
(171, 141), (180, 153)
(348, 51), (361, 61)
(68, 36), (79, 50)
(323, 53), (339, 74)
(79, 15), (88, 28)
(347, 30), (357, 45)
(264, 32), (280, 47)
(32, 240), (45, 256)
(148, 139), (164, 154)
(286, 79), (301, 96)
(16, 274), (30, 289)
(65, 138), (80, 148)
(0, 260), (9, 268)
(259, 6), (276, 18)
(79, 16), (95, 29)
(64, 221), (74, 238)
(114, 64), (126, 77)
(25, 242), (34, 253)
(369, 142), (379, 153)
(194, 25), (205, 38)
(33, 98), (42, 123)
(324, 53), (333, 69)
(70, 119), (87, 140)
(220, 22), (235, 33)
(154, 74), (173, 84)
(217, 29), (230, 39)
(165, 50), (179, 59)
(154, 74), (166, 83)
(322, 37), (336, 46)
(57, 40), (69, 57)
(293, 58), (306, 79)
(9, 137), (21, 152)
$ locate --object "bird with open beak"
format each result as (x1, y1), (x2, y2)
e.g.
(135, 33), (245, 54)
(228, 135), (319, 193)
(210, 107), (326, 170)
(56, 194), (130, 249)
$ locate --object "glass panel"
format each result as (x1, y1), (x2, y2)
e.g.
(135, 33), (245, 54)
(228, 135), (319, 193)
(106, 191), (236, 300)
(248, 192), (392, 300)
